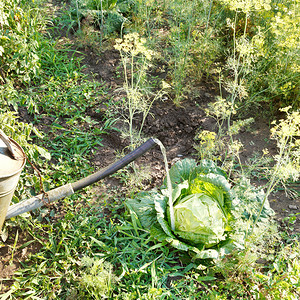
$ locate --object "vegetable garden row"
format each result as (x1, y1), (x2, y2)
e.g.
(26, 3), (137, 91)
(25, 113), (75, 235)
(0, 0), (299, 298)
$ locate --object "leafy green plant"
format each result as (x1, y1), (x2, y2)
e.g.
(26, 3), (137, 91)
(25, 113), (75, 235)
(0, 110), (50, 162)
(0, 0), (47, 85)
(0, 80), (21, 112)
(126, 158), (274, 261)
(255, 241), (300, 299)
(47, 121), (106, 160)
(68, 0), (127, 43)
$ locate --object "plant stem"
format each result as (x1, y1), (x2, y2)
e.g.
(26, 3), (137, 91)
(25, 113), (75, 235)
(252, 137), (287, 230)
(76, 0), (80, 31)
(206, 0), (213, 30)
(100, 0), (103, 45)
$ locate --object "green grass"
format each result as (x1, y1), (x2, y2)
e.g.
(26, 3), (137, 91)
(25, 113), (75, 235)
(3, 195), (300, 299)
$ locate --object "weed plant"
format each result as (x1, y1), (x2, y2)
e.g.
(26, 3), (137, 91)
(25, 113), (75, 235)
(0, 0), (48, 85)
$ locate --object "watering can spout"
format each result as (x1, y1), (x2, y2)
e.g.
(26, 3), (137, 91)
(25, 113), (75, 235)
(5, 138), (157, 220)
(71, 138), (157, 192)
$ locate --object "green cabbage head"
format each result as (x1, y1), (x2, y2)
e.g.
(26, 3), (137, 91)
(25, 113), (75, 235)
(126, 159), (233, 258)
(126, 158), (275, 260)
(171, 193), (227, 247)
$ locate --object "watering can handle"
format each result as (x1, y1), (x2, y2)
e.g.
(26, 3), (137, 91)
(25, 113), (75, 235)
(0, 129), (17, 159)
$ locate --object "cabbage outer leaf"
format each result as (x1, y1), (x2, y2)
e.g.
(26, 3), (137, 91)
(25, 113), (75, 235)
(150, 223), (204, 254)
(126, 191), (161, 229)
(163, 159), (228, 186)
(163, 158), (199, 188)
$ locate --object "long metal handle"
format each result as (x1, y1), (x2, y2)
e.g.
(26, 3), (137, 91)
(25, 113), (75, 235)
(6, 138), (157, 219)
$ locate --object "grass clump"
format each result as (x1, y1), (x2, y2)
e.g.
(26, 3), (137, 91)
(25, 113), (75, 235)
(79, 257), (117, 299)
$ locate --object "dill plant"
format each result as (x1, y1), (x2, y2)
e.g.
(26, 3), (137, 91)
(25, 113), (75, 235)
(200, 104), (299, 231)
(197, 0), (299, 182)
(194, 106), (299, 298)
(131, 0), (156, 36)
(219, 0), (299, 109)
(194, 130), (219, 161)
(165, 0), (224, 104)
(79, 257), (117, 299)
(250, 0), (300, 108)
(167, 0), (198, 104)
(253, 107), (300, 227)
(114, 32), (166, 148)
(198, 95), (254, 178)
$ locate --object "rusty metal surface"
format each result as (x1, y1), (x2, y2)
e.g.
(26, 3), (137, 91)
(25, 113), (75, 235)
(6, 183), (75, 219)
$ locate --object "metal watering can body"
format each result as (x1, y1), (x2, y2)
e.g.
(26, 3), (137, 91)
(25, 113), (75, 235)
(0, 131), (26, 232)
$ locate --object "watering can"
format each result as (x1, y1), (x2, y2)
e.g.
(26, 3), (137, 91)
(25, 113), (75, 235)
(0, 130), (157, 232)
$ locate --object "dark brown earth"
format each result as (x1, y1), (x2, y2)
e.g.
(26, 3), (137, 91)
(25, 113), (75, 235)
(1, 0), (299, 290)
(83, 45), (299, 233)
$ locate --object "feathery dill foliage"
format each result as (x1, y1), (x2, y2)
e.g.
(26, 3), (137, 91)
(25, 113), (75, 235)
(220, 0), (272, 11)
(269, 107), (300, 183)
(219, 0), (299, 109)
(114, 32), (166, 148)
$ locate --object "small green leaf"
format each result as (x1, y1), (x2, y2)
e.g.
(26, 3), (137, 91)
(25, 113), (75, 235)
(197, 276), (217, 282)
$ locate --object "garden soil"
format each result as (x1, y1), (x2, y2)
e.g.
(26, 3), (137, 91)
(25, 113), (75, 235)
(82, 47), (300, 234)
(1, 1), (299, 289)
